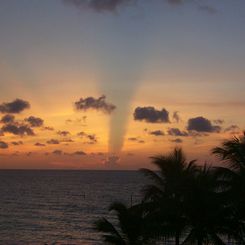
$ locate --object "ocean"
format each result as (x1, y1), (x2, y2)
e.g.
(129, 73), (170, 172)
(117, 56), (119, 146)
(0, 170), (145, 245)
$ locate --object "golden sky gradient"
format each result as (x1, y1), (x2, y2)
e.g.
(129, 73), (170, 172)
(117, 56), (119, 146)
(0, 0), (245, 169)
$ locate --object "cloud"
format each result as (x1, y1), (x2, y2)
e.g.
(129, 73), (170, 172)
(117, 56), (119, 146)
(11, 141), (23, 146)
(134, 106), (170, 123)
(128, 137), (145, 143)
(75, 95), (116, 114)
(72, 151), (86, 156)
(149, 130), (165, 136)
(35, 142), (46, 147)
(86, 134), (97, 144)
(170, 138), (183, 143)
(2, 124), (35, 136)
(47, 139), (60, 144)
(52, 150), (63, 155)
(0, 99), (30, 114)
(57, 130), (70, 137)
(167, 128), (188, 136)
(187, 117), (221, 133)
(1, 114), (15, 124)
(0, 141), (8, 149)
(77, 131), (97, 144)
(63, 0), (136, 12)
(25, 116), (44, 127)
(77, 131), (86, 137)
(128, 137), (138, 141)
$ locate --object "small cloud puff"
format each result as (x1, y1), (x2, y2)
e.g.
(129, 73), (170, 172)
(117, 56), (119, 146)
(134, 106), (170, 123)
(75, 95), (116, 114)
(187, 117), (221, 133)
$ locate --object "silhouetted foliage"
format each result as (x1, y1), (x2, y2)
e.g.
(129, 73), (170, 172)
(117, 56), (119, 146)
(96, 136), (245, 245)
(140, 148), (197, 245)
(94, 202), (152, 245)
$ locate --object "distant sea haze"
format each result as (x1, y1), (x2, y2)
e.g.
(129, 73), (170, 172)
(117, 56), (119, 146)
(0, 170), (145, 245)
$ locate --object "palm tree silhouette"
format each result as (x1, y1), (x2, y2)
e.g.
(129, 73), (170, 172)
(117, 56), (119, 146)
(140, 148), (197, 245)
(94, 202), (152, 245)
(212, 133), (245, 243)
(182, 164), (235, 245)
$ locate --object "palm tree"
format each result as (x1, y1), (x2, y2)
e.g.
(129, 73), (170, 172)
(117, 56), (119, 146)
(94, 202), (152, 245)
(140, 148), (197, 245)
(212, 133), (245, 243)
(182, 164), (238, 245)
(212, 132), (245, 170)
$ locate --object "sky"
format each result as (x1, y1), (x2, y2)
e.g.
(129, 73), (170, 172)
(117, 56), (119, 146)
(0, 0), (245, 169)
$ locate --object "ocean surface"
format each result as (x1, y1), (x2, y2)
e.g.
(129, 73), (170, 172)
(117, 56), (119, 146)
(0, 170), (146, 245)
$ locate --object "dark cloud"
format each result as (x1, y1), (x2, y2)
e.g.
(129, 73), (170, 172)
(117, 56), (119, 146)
(86, 134), (97, 144)
(187, 116), (221, 133)
(2, 124), (35, 136)
(1, 114), (15, 124)
(0, 141), (8, 149)
(128, 137), (145, 143)
(75, 95), (116, 114)
(52, 150), (63, 155)
(64, 0), (217, 15)
(47, 139), (60, 144)
(170, 138), (183, 143)
(168, 128), (188, 137)
(25, 116), (44, 127)
(57, 130), (70, 137)
(35, 142), (46, 147)
(0, 99), (30, 114)
(11, 141), (23, 146)
(128, 137), (138, 141)
(149, 130), (165, 136)
(63, 0), (136, 12)
(72, 151), (86, 156)
(0, 130), (4, 136)
(173, 111), (181, 123)
(134, 106), (170, 123)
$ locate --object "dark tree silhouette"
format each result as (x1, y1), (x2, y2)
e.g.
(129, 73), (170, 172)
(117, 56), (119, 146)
(94, 202), (152, 245)
(140, 148), (197, 245)
(212, 133), (245, 243)
(182, 164), (237, 245)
